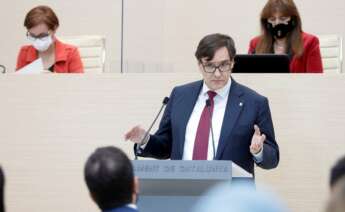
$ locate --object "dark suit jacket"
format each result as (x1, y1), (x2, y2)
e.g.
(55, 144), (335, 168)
(103, 206), (138, 212)
(137, 78), (279, 174)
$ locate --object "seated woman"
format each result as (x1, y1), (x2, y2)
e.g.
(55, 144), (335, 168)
(16, 5), (84, 73)
(249, 0), (323, 73)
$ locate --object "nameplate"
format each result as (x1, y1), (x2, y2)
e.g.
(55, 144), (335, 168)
(132, 160), (232, 180)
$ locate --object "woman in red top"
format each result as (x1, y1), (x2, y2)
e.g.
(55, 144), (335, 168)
(248, 0), (323, 73)
(16, 6), (84, 73)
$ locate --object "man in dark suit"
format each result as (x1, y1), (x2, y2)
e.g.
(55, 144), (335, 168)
(125, 33), (279, 175)
(0, 166), (5, 212)
(84, 147), (139, 212)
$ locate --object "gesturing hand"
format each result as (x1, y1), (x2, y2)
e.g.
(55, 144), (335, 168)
(250, 125), (266, 155)
(124, 125), (147, 145)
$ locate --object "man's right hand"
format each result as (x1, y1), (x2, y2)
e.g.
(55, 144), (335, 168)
(124, 125), (148, 145)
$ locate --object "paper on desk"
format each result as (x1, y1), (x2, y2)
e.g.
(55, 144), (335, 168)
(16, 58), (44, 74)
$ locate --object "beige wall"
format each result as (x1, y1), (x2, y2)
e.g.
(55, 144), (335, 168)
(0, 0), (344, 73)
(0, 74), (345, 212)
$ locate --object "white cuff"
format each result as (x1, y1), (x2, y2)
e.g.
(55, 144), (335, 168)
(139, 135), (150, 149)
(252, 146), (264, 163)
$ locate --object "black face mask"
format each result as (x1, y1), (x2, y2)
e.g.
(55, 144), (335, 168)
(267, 20), (295, 39)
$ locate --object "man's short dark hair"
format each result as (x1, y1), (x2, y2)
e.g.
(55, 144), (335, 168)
(330, 155), (345, 188)
(0, 166), (5, 212)
(84, 147), (134, 210)
(195, 33), (236, 62)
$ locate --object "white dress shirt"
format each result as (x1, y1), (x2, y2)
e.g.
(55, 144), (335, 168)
(182, 79), (231, 160)
(182, 78), (263, 161)
(127, 204), (138, 209)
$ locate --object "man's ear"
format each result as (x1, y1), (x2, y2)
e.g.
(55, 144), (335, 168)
(131, 176), (140, 204)
(134, 176), (139, 194)
(198, 60), (204, 73)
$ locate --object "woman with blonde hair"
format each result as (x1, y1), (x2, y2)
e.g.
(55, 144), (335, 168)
(249, 0), (323, 73)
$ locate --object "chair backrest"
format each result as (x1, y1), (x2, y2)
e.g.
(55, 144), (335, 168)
(59, 35), (106, 73)
(318, 34), (343, 73)
(0, 64), (5, 74)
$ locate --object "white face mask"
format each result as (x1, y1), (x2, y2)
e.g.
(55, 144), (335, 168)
(31, 35), (53, 52)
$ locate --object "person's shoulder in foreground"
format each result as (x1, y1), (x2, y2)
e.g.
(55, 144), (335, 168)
(191, 182), (288, 212)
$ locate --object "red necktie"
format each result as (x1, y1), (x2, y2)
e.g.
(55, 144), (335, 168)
(192, 91), (217, 160)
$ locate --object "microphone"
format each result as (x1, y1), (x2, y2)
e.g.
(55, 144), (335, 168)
(206, 99), (216, 160)
(134, 97), (170, 160)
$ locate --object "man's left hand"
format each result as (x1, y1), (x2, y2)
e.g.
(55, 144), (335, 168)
(250, 124), (266, 155)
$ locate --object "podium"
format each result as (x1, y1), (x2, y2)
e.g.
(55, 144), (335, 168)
(132, 160), (253, 212)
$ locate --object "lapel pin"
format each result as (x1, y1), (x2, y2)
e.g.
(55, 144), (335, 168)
(239, 102), (243, 107)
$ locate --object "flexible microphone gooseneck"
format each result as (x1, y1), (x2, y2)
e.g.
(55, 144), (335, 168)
(134, 97), (170, 160)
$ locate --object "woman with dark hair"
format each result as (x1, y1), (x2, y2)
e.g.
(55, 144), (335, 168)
(0, 166), (5, 212)
(16, 5), (84, 73)
(249, 0), (323, 73)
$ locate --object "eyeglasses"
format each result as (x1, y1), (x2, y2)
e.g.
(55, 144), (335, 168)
(201, 61), (232, 73)
(26, 32), (51, 42)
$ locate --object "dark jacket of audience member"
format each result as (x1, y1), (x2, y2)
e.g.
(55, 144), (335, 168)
(0, 166), (5, 212)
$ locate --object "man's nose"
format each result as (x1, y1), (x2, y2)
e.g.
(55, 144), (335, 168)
(214, 68), (221, 77)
